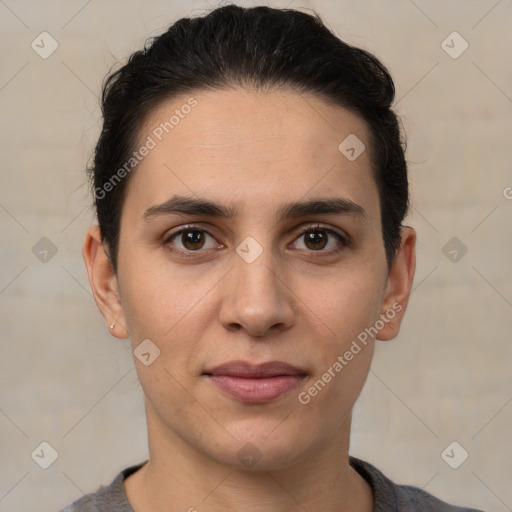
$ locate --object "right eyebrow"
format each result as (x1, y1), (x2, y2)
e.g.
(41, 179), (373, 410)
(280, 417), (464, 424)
(142, 195), (236, 222)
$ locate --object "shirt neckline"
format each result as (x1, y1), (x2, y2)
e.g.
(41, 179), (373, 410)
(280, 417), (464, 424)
(113, 457), (385, 511)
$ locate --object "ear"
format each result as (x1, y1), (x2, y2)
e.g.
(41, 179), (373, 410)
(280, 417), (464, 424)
(82, 226), (129, 339)
(376, 226), (416, 341)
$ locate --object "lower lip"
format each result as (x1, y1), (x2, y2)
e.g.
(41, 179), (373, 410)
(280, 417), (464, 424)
(207, 375), (305, 403)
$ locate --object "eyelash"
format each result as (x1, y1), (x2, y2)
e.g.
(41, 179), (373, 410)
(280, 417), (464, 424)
(162, 224), (350, 259)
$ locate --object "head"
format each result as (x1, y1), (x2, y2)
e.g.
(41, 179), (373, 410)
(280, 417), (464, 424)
(83, 4), (415, 470)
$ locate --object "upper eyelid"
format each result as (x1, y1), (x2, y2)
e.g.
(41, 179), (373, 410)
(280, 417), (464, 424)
(165, 224), (217, 241)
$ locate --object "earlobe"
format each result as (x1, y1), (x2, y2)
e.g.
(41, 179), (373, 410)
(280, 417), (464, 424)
(82, 226), (129, 339)
(377, 226), (416, 342)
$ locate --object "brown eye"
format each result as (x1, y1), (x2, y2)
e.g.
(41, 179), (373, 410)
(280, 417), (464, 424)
(304, 230), (328, 250)
(293, 226), (346, 253)
(181, 230), (206, 250)
(165, 227), (218, 252)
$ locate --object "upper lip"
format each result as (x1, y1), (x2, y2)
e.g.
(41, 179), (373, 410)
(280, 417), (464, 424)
(204, 360), (307, 378)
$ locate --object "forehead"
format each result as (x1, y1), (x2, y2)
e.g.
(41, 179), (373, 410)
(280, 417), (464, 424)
(124, 87), (379, 223)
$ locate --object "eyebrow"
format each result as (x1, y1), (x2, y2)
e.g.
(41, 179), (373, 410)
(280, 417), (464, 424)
(141, 194), (368, 223)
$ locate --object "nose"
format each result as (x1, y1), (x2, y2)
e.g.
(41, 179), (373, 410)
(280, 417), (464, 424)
(218, 248), (295, 338)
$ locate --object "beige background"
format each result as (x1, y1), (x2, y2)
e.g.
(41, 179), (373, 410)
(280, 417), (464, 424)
(1, 0), (511, 511)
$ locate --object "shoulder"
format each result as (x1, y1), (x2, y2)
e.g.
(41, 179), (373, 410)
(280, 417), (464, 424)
(349, 457), (485, 512)
(58, 462), (146, 512)
(394, 483), (483, 512)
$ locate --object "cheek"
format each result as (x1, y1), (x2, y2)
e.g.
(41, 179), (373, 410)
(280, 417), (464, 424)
(293, 276), (380, 431)
(118, 243), (212, 335)
(117, 252), (224, 384)
(298, 264), (385, 348)
(292, 264), (384, 408)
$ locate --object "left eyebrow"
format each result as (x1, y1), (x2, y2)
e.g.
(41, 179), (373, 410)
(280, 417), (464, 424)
(276, 197), (368, 223)
(141, 194), (368, 223)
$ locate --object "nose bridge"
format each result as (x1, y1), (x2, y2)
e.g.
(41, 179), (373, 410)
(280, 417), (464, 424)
(219, 240), (295, 335)
(235, 247), (278, 298)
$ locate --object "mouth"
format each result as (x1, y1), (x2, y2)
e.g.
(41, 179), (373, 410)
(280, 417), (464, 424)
(203, 360), (307, 403)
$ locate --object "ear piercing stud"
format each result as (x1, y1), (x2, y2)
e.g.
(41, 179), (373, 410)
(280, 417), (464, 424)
(110, 322), (116, 329)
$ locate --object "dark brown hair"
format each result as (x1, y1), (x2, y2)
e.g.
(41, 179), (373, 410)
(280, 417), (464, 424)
(89, 4), (409, 273)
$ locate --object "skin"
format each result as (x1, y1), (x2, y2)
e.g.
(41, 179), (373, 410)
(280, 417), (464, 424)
(83, 87), (416, 512)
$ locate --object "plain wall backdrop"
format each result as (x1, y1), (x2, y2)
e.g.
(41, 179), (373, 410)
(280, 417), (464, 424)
(0, 0), (511, 510)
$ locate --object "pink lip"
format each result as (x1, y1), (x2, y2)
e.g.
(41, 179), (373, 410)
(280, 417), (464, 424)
(204, 360), (307, 403)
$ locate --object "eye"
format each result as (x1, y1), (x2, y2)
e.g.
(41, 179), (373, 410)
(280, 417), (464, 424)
(292, 225), (347, 252)
(164, 226), (219, 252)
(163, 224), (348, 257)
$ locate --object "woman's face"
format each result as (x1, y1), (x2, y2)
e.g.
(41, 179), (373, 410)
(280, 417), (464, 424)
(99, 88), (411, 469)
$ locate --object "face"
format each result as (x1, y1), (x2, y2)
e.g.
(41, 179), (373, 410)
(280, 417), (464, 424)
(85, 87), (415, 470)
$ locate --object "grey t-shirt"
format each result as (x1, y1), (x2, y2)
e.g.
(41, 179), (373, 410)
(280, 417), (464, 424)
(59, 457), (484, 511)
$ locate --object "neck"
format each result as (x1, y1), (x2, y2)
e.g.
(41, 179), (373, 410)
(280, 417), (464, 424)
(125, 402), (373, 512)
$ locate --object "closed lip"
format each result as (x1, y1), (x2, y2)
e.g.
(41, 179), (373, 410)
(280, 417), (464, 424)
(204, 360), (307, 403)
(203, 360), (307, 378)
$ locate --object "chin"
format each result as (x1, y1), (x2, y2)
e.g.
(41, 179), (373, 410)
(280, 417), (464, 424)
(206, 423), (312, 471)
